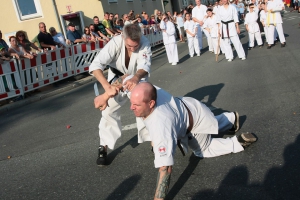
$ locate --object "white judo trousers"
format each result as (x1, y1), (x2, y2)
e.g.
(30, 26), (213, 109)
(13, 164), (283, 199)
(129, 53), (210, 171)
(187, 112), (244, 158)
(203, 28), (213, 51)
(211, 37), (224, 55)
(187, 36), (200, 56)
(266, 24), (285, 45)
(165, 43), (179, 63)
(248, 31), (263, 47)
(222, 35), (245, 59)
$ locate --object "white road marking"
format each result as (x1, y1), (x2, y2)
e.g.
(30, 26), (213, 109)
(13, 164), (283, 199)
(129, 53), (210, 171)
(121, 105), (218, 131)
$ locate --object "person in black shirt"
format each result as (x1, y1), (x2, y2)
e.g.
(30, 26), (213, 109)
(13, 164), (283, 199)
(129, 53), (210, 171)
(37, 22), (63, 50)
(93, 16), (114, 40)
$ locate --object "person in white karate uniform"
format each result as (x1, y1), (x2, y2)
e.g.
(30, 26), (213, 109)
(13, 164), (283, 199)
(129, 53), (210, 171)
(94, 78), (257, 199)
(89, 24), (152, 166)
(203, 8), (224, 55)
(160, 13), (179, 65)
(217, 0), (246, 61)
(265, 0), (286, 49)
(244, 3), (263, 49)
(184, 13), (200, 57)
(192, 0), (208, 51)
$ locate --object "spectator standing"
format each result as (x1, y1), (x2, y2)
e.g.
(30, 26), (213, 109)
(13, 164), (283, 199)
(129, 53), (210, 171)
(8, 36), (33, 59)
(82, 26), (96, 42)
(102, 12), (117, 36)
(66, 23), (87, 44)
(109, 13), (122, 34)
(15, 31), (42, 53)
(176, 12), (186, 42)
(49, 27), (66, 47)
(136, 16), (145, 28)
(156, 11), (162, 23)
(37, 22), (61, 50)
(160, 14), (179, 65)
(123, 14), (131, 26)
(149, 15), (157, 25)
(238, 0), (245, 21)
(192, 0), (208, 50)
(142, 14), (149, 25)
(0, 30), (9, 51)
(184, 13), (200, 57)
(93, 16), (113, 40)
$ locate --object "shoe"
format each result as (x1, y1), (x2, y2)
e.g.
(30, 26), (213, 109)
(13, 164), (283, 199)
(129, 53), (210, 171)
(281, 42), (286, 47)
(248, 47), (252, 50)
(96, 145), (107, 166)
(210, 51), (214, 53)
(190, 55), (194, 58)
(228, 59), (233, 62)
(267, 45), (272, 49)
(172, 62), (177, 65)
(241, 57), (246, 60)
(259, 45), (263, 48)
(238, 132), (257, 148)
(197, 53), (200, 57)
(229, 111), (240, 133)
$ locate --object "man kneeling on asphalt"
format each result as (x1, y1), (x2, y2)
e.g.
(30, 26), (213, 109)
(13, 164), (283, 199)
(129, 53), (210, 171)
(95, 77), (257, 200)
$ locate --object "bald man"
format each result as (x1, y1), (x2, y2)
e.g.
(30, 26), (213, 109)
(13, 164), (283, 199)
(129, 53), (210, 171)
(95, 80), (257, 200)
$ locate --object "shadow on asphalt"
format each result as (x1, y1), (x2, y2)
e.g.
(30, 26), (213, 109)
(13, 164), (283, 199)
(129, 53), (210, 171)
(189, 134), (300, 199)
(105, 174), (141, 200)
(106, 135), (139, 165)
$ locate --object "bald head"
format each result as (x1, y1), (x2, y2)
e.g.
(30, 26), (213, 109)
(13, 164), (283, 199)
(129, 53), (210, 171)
(130, 82), (157, 118)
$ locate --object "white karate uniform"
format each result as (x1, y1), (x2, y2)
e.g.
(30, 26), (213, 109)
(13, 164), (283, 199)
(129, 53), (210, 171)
(142, 88), (243, 168)
(160, 20), (179, 64)
(265, 0), (286, 45)
(89, 35), (152, 149)
(192, 4), (208, 50)
(203, 15), (224, 55)
(244, 11), (263, 47)
(184, 20), (200, 57)
(217, 5), (246, 60)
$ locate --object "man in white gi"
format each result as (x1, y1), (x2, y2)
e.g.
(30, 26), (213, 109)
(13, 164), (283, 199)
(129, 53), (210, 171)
(89, 24), (152, 166)
(184, 13), (200, 57)
(245, 3), (263, 50)
(160, 14), (179, 65)
(265, 0), (286, 49)
(192, 0), (208, 51)
(217, 0), (246, 61)
(129, 82), (257, 200)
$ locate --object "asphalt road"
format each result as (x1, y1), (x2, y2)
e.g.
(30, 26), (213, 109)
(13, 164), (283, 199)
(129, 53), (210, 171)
(1, 11), (300, 200)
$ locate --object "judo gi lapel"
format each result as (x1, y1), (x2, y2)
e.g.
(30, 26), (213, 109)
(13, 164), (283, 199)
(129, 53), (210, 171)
(126, 49), (138, 75)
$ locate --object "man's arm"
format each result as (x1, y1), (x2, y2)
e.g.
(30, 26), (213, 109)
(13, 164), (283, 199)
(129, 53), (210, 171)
(154, 166), (172, 200)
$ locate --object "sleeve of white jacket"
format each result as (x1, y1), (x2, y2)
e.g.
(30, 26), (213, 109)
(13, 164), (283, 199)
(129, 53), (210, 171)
(136, 36), (152, 75)
(233, 6), (239, 23)
(88, 36), (120, 74)
(166, 22), (175, 36)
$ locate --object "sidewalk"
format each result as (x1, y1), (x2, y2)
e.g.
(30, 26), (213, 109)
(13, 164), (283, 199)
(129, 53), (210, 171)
(0, 44), (166, 113)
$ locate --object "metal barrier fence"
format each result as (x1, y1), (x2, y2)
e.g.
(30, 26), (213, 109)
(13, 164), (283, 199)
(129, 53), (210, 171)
(0, 27), (163, 102)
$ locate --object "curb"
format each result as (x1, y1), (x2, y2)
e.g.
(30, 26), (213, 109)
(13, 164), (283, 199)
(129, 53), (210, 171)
(0, 44), (166, 114)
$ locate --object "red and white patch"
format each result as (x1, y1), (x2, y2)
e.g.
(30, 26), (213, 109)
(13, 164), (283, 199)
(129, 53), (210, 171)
(158, 146), (166, 154)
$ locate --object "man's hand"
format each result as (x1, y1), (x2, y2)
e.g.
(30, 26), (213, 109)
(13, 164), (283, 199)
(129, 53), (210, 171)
(236, 26), (240, 34)
(50, 45), (56, 50)
(94, 93), (110, 111)
(105, 85), (120, 97)
(123, 75), (139, 91)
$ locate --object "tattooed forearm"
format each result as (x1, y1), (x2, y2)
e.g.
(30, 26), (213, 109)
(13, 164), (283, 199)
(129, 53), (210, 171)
(154, 166), (172, 199)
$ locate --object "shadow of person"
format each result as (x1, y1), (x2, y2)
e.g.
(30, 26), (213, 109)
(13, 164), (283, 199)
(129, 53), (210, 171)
(263, 134), (300, 199)
(167, 154), (203, 200)
(185, 83), (224, 108)
(106, 135), (139, 165)
(105, 174), (141, 200)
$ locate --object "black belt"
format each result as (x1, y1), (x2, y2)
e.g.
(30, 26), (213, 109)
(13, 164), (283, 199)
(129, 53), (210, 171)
(108, 67), (124, 84)
(221, 20), (234, 39)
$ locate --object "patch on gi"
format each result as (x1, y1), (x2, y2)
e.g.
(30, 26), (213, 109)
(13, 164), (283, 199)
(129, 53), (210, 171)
(158, 146), (167, 154)
(142, 53), (147, 59)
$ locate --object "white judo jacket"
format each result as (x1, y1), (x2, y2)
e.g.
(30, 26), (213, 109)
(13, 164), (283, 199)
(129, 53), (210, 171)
(203, 15), (220, 38)
(160, 20), (177, 45)
(244, 11), (260, 33)
(89, 35), (152, 82)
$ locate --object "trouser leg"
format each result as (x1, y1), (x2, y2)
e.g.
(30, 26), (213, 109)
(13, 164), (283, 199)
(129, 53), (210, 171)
(203, 29), (212, 51)
(193, 36), (200, 54)
(249, 32), (255, 47)
(99, 93), (128, 150)
(254, 31), (263, 45)
(196, 24), (203, 50)
(165, 44), (172, 63)
(267, 25), (275, 45)
(188, 37), (195, 56)
(264, 27), (268, 43)
(212, 37), (219, 54)
(215, 112), (235, 133)
(169, 43), (179, 63)
(222, 38), (233, 59)
(275, 23), (286, 43)
(231, 35), (246, 58)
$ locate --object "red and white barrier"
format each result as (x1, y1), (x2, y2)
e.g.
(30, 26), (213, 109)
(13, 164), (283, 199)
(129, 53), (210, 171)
(72, 40), (105, 74)
(143, 25), (163, 47)
(0, 59), (23, 101)
(18, 47), (74, 93)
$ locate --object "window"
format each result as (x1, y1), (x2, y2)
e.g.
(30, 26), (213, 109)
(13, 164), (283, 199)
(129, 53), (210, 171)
(182, 0), (188, 6)
(108, 0), (118, 3)
(12, 0), (43, 21)
(126, 0), (133, 2)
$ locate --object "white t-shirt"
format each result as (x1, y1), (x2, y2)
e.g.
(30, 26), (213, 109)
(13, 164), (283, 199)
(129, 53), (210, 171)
(192, 5), (208, 24)
(176, 16), (184, 27)
(52, 33), (66, 47)
(184, 20), (197, 38)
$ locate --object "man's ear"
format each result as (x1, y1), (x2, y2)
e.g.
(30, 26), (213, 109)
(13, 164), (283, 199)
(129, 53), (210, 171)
(149, 100), (156, 108)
